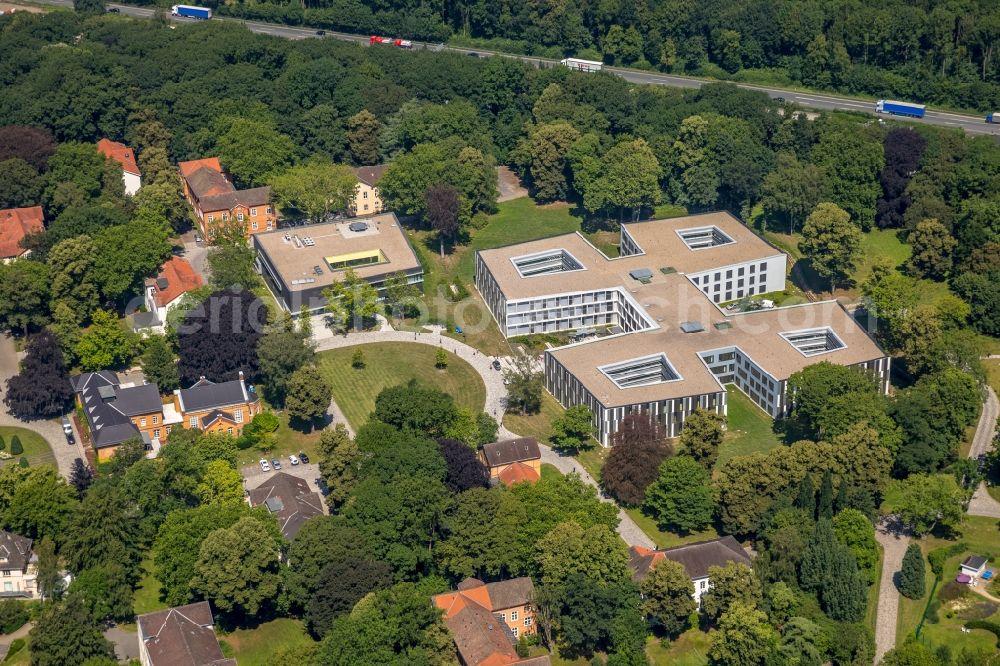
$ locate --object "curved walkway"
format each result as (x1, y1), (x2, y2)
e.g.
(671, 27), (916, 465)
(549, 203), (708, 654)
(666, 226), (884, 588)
(967, 386), (1000, 518)
(310, 325), (656, 548)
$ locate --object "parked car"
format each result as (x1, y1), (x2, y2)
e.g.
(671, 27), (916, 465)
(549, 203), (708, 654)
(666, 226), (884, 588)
(65, 431), (75, 446)
(492, 359), (502, 371)
(259, 459), (271, 472)
(289, 454), (300, 466)
(298, 452), (310, 464)
(62, 416), (73, 435)
(271, 458), (282, 470)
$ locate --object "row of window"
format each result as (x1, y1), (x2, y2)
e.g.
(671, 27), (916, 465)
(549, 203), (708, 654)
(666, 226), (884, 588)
(206, 206), (273, 223)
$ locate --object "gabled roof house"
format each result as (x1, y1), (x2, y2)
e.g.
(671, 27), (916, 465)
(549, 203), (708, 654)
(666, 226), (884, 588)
(96, 138), (141, 196)
(137, 601), (235, 666)
(248, 472), (324, 540)
(179, 157), (276, 239)
(0, 206), (44, 261)
(629, 536), (752, 607)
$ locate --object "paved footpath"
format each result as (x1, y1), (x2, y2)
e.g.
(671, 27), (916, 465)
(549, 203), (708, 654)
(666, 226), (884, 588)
(0, 621), (32, 661)
(0, 335), (85, 480)
(967, 386), (1000, 518)
(874, 518), (910, 664)
(311, 326), (655, 548)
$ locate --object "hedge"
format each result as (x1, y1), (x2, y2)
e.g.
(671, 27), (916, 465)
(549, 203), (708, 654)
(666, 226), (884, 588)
(927, 542), (966, 576)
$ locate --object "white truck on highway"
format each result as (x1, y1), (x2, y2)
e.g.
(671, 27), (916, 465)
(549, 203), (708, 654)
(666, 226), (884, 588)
(560, 58), (603, 73)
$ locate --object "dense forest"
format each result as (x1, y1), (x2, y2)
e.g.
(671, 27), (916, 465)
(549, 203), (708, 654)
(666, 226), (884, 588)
(1, 11), (1000, 665)
(147, 0), (1000, 111)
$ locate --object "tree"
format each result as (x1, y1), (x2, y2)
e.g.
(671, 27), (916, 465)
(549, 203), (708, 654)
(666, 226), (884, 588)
(67, 564), (133, 623)
(35, 536), (63, 601)
(549, 405), (595, 452)
(91, 219), (172, 302)
(701, 563), (762, 622)
(0, 259), (49, 335)
(318, 424), (360, 509)
(639, 559), (695, 637)
(907, 218), (956, 280)
(879, 640), (944, 666)
(434, 346), (448, 369)
(833, 509), (880, 585)
(152, 503), (249, 606)
(800, 202), (862, 291)
(817, 469), (833, 520)
(195, 460), (243, 506)
(644, 456), (714, 533)
(811, 122), (884, 230)
(799, 518), (836, 592)
(503, 348), (542, 415)
(176, 289), (267, 384)
(323, 269), (379, 332)
(47, 236), (99, 322)
(346, 110), (381, 165)
(822, 545), (867, 621)
(215, 116), (296, 188)
(256, 327), (314, 406)
(306, 557), (393, 638)
(425, 183), (460, 257)
(4, 331), (73, 420)
(351, 348), (365, 369)
(535, 521), (631, 589)
(372, 381), (457, 437)
(898, 544), (926, 599)
(0, 158), (44, 208)
(74, 310), (137, 371)
(206, 244), (261, 290)
(523, 121), (580, 202)
(877, 128), (927, 229)
(761, 156), (826, 233)
(63, 483), (140, 577)
(602, 412), (672, 506)
(190, 515), (283, 618)
(885, 474), (966, 536)
(544, 574), (638, 659)
(437, 438), (489, 493)
(707, 602), (778, 666)
(583, 139), (661, 221)
(69, 459), (93, 498)
(272, 159), (358, 222)
(778, 616), (827, 666)
(786, 362), (877, 439)
(0, 125), (56, 170)
(10, 436), (22, 456)
(28, 594), (115, 666)
(283, 517), (371, 609)
(73, 0), (105, 13)
(140, 336), (179, 393)
(285, 366), (332, 425)
(679, 408), (725, 470)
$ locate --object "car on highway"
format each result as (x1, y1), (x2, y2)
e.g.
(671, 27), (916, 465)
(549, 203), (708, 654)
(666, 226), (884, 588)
(298, 452), (310, 464)
(106, 6), (120, 12)
(289, 454), (300, 466)
(271, 458), (282, 470)
(259, 459), (271, 472)
(316, 30), (326, 36)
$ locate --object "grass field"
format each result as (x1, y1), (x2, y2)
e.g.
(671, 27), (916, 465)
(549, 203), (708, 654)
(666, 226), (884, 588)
(132, 558), (167, 616)
(718, 387), (783, 469)
(218, 618), (316, 666)
(896, 516), (1000, 652)
(646, 629), (711, 665)
(0, 427), (55, 469)
(236, 402), (325, 466)
(503, 392), (564, 444)
(315, 343), (486, 430)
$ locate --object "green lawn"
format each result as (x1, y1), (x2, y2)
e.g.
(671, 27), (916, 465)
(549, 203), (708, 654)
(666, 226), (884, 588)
(718, 387), (782, 469)
(896, 516), (1000, 651)
(236, 403), (325, 466)
(218, 618), (316, 666)
(315, 343), (486, 431)
(0, 427), (55, 469)
(133, 558), (167, 616)
(503, 392), (564, 444)
(646, 629), (711, 665)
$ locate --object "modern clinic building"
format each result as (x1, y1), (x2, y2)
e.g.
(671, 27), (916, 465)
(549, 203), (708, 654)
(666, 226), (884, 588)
(475, 212), (890, 445)
(253, 212), (423, 314)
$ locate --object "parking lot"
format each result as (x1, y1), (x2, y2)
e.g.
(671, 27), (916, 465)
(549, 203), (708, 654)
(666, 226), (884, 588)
(241, 459), (323, 491)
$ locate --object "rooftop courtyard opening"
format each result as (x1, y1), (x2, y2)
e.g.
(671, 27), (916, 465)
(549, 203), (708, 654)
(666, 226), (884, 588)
(511, 249), (585, 278)
(600, 353), (681, 389)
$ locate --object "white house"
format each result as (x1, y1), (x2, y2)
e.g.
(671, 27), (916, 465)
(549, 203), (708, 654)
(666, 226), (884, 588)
(630, 536), (752, 608)
(138, 256), (204, 333)
(97, 138), (142, 196)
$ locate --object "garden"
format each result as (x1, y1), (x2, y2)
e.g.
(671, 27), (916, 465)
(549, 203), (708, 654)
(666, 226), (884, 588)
(0, 427), (55, 469)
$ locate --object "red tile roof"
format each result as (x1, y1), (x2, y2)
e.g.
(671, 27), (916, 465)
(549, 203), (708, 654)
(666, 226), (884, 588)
(355, 164), (388, 187)
(0, 206), (43, 259)
(145, 256), (204, 308)
(497, 461), (540, 487)
(96, 138), (140, 176)
(178, 157), (223, 179)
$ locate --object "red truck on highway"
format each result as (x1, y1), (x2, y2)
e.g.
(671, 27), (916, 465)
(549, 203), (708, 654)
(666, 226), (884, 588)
(369, 36), (413, 48)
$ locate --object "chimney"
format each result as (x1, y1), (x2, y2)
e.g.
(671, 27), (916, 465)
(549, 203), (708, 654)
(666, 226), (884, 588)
(199, 375), (206, 381)
(238, 370), (244, 381)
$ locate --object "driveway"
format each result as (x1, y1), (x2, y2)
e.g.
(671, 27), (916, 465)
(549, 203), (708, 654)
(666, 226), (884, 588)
(179, 237), (209, 281)
(874, 517), (911, 663)
(241, 461), (323, 492)
(104, 625), (139, 662)
(967, 386), (1000, 518)
(0, 335), (85, 480)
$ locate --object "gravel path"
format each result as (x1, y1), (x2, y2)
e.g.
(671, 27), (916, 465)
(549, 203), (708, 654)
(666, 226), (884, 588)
(0, 335), (85, 480)
(310, 325), (656, 548)
(0, 622), (33, 661)
(967, 386), (1000, 518)
(873, 517), (911, 664)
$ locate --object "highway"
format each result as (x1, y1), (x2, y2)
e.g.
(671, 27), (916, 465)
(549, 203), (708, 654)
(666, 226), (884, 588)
(29, 0), (1000, 137)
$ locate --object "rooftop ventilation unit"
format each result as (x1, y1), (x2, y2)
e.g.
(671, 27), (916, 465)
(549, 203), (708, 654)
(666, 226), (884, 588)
(629, 268), (653, 281)
(660, 266), (677, 274)
(291, 235), (301, 248)
(302, 237), (316, 247)
(714, 321), (732, 330)
(313, 265), (323, 275)
(290, 277), (316, 285)
(348, 221), (369, 232)
(680, 321), (705, 333)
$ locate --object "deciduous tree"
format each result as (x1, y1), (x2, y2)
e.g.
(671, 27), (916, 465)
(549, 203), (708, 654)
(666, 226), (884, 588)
(285, 365), (332, 425)
(140, 335), (179, 392)
(318, 424), (359, 508)
(4, 331), (73, 419)
(707, 602), (778, 666)
(215, 116), (296, 188)
(437, 438), (489, 493)
(346, 110), (381, 165)
(639, 559), (695, 637)
(549, 405), (595, 452)
(324, 269), (379, 332)
(907, 218), (956, 280)
(75, 310), (137, 371)
(425, 183), (460, 257)
(679, 408), (725, 470)
(535, 521), (631, 589)
(701, 562), (762, 622)
(272, 159), (358, 222)
(0, 260), (50, 335)
(800, 202), (862, 292)
(644, 455), (714, 533)
(176, 289), (267, 384)
(256, 327), (314, 406)
(28, 594), (115, 666)
(602, 412), (672, 506)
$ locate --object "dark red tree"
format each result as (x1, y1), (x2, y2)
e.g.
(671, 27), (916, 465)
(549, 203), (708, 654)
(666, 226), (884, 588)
(437, 438), (490, 493)
(176, 288), (267, 385)
(0, 125), (57, 171)
(425, 183), (460, 257)
(3, 330), (74, 419)
(601, 412), (673, 506)
(876, 128), (927, 229)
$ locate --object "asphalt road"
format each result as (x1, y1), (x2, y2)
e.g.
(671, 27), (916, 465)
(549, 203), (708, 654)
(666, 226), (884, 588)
(31, 0), (1000, 138)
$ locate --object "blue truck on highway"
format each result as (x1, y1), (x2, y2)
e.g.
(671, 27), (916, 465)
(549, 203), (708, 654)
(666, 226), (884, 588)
(988, 112), (1000, 123)
(875, 99), (926, 118)
(171, 5), (211, 19)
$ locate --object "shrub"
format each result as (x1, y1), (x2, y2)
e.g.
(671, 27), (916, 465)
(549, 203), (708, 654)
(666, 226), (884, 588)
(0, 436), (5, 451)
(9, 436), (22, 456)
(927, 542), (966, 576)
(965, 620), (1000, 647)
(435, 347), (448, 369)
(898, 544), (926, 599)
(17, 457), (28, 468)
(351, 348), (365, 369)
(5, 637), (25, 659)
(0, 600), (29, 634)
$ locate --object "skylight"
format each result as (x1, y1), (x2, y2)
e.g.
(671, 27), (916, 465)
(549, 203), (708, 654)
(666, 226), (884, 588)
(599, 354), (681, 389)
(780, 328), (846, 357)
(511, 249), (584, 277)
(678, 226), (734, 250)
